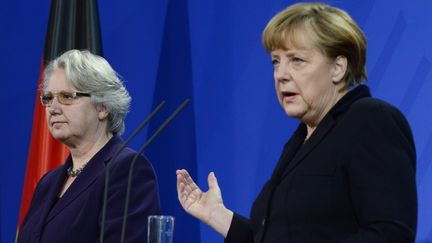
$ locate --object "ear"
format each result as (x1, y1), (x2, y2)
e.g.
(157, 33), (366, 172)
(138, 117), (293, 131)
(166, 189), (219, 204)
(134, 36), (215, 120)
(331, 55), (348, 84)
(97, 104), (109, 120)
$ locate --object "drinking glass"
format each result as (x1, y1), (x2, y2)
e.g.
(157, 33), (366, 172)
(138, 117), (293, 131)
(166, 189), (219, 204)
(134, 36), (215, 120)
(147, 215), (175, 243)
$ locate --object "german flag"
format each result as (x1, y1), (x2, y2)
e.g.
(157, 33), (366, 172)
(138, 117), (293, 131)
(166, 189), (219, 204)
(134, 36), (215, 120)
(17, 0), (103, 231)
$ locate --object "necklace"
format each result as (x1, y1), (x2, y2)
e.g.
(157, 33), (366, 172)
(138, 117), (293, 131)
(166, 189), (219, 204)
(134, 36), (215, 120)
(67, 162), (88, 177)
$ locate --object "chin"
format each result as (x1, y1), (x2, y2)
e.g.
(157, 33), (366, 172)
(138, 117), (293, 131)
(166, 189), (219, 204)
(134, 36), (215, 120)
(283, 107), (306, 120)
(49, 131), (70, 142)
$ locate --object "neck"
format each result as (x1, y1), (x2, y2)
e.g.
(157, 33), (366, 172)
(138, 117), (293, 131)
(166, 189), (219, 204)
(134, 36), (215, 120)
(68, 132), (113, 168)
(304, 86), (348, 139)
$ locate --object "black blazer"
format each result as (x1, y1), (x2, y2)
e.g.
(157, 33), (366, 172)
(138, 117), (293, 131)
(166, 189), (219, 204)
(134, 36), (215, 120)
(18, 136), (161, 243)
(226, 85), (417, 243)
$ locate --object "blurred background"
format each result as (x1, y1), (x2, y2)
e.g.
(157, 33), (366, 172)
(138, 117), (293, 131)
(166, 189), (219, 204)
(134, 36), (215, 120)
(1, 0), (431, 242)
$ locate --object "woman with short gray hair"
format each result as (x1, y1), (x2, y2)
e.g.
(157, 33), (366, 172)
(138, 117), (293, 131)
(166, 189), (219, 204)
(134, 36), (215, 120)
(43, 49), (131, 135)
(18, 49), (161, 243)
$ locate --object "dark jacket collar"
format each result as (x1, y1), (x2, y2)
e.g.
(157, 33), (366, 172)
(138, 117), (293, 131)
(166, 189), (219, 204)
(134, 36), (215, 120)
(275, 85), (371, 180)
(45, 135), (124, 223)
(293, 84), (371, 139)
(329, 84), (371, 117)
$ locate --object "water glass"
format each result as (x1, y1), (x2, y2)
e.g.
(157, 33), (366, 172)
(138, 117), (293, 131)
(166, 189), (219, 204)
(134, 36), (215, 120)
(147, 215), (175, 243)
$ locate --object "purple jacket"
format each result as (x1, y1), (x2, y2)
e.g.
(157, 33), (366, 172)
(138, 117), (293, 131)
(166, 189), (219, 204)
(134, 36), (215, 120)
(18, 136), (161, 243)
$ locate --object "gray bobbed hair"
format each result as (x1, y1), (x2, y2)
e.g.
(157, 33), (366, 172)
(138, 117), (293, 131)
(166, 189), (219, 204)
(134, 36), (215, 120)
(42, 49), (131, 135)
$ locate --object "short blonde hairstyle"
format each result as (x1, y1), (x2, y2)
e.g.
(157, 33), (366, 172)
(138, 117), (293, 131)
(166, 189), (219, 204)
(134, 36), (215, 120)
(263, 2), (367, 86)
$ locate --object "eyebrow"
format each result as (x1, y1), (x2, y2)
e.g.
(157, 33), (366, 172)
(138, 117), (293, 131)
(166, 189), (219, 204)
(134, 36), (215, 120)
(271, 49), (312, 58)
(43, 90), (77, 94)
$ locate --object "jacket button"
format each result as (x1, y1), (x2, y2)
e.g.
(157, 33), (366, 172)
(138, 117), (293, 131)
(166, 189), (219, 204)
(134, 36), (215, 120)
(261, 218), (266, 226)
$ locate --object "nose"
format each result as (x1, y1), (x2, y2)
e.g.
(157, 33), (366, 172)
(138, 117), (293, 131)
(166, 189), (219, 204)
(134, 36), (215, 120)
(47, 97), (62, 115)
(274, 61), (291, 84)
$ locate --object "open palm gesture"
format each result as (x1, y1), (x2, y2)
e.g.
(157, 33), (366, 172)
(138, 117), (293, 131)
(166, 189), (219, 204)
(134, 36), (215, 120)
(176, 169), (225, 225)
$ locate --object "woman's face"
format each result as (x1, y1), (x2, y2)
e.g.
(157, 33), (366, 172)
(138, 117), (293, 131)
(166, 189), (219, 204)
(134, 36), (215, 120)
(44, 68), (107, 146)
(271, 32), (346, 126)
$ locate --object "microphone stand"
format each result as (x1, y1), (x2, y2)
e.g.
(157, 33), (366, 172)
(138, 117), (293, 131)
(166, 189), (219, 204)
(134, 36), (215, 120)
(120, 99), (190, 243)
(99, 101), (165, 243)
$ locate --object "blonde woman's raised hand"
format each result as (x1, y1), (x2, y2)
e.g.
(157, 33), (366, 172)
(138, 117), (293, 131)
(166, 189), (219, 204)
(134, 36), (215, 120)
(176, 169), (233, 237)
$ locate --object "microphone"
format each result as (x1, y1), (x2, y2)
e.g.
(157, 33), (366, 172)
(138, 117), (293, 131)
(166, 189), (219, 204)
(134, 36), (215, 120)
(120, 98), (190, 243)
(99, 100), (166, 243)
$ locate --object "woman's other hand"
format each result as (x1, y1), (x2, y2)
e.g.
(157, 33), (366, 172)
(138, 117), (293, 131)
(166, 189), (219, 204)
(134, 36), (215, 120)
(176, 169), (233, 237)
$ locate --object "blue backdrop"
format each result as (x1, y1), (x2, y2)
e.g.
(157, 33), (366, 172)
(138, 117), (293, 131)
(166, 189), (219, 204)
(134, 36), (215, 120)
(1, 0), (431, 242)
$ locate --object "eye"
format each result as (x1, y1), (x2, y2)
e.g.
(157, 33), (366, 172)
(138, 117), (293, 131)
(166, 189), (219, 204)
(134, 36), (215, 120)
(60, 91), (75, 100)
(271, 59), (280, 66)
(41, 93), (53, 102)
(291, 57), (305, 64)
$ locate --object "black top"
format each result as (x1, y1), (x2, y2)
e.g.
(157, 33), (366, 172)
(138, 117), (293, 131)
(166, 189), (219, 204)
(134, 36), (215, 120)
(226, 85), (417, 243)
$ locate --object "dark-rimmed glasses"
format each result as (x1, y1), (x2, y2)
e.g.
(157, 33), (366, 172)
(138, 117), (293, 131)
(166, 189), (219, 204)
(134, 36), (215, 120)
(40, 91), (91, 106)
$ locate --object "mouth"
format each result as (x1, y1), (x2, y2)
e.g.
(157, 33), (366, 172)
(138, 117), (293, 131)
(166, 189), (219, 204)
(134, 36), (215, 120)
(51, 121), (66, 127)
(281, 91), (298, 102)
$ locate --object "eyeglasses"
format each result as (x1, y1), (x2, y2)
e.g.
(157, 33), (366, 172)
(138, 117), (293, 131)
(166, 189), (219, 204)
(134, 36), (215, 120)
(40, 91), (91, 106)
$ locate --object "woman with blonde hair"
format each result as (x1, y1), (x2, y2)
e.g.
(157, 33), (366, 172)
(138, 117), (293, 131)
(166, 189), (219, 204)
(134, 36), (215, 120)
(177, 2), (417, 242)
